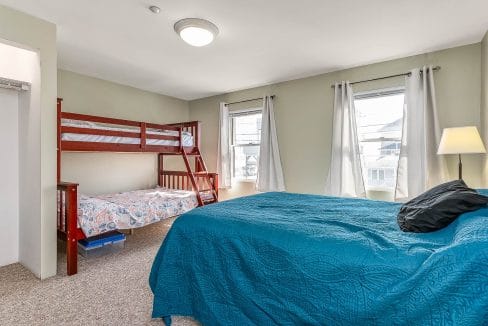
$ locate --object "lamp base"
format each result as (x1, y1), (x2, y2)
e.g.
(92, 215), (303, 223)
(458, 154), (463, 180)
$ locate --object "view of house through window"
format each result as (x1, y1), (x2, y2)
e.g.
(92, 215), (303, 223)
(230, 110), (262, 181)
(354, 89), (405, 191)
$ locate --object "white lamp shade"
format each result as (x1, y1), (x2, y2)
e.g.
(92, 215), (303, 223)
(437, 126), (486, 154)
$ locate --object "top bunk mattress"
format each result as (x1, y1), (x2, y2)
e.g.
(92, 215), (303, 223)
(61, 119), (194, 147)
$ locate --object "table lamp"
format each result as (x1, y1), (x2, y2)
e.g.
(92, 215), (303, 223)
(437, 126), (486, 179)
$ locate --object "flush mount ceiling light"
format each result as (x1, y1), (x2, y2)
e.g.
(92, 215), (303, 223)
(174, 18), (219, 47)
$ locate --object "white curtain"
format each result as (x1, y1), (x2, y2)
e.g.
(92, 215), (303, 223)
(395, 66), (448, 200)
(325, 81), (366, 198)
(217, 102), (232, 189)
(257, 96), (286, 192)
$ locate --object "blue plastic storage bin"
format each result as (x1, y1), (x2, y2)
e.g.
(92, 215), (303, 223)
(78, 231), (126, 258)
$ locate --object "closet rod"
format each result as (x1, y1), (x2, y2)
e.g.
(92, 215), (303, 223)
(0, 77), (30, 91)
(330, 66), (441, 88)
(225, 95), (275, 106)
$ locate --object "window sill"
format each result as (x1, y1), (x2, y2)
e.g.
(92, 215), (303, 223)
(366, 187), (394, 192)
(233, 179), (257, 184)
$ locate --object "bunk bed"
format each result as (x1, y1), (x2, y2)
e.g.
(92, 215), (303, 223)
(56, 99), (218, 275)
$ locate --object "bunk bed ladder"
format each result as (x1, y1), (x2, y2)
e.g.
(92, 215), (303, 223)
(181, 149), (219, 206)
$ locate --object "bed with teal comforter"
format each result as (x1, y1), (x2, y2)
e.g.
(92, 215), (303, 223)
(149, 192), (488, 325)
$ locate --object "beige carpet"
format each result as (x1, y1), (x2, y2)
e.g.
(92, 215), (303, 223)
(0, 217), (200, 326)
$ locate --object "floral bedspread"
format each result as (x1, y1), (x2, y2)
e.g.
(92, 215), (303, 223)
(78, 188), (199, 237)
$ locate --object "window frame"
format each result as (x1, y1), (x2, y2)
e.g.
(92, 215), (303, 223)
(229, 107), (263, 182)
(353, 87), (405, 192)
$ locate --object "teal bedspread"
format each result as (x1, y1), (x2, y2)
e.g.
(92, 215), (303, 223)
(149, 192), (488, 325)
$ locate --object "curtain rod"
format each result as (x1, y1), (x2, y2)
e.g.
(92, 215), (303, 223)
(225, 95), (275, 106)
(330, 66), (441, 88)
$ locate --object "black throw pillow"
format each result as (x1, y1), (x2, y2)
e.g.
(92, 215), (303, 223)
(397, 180), (488, 233)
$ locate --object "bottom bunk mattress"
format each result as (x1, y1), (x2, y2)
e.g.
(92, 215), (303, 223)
(149, 192), (488, 325)
(78, 187), (199, 237)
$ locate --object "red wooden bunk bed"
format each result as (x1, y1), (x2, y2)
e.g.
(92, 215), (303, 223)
(56, 98), (218, 275)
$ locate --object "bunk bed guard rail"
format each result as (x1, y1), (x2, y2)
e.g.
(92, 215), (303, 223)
(58, 114), (202, 153)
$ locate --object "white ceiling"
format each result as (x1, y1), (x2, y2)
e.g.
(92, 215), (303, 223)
(1, 0), (488, 100)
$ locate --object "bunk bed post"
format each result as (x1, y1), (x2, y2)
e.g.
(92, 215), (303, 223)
(213, 173), (219, 198)
(140, 122), (146, 151)
(57, 98), (62, 183)
(65, 183), (79, 276)
(194, 122), (202, 171)
(158, 153), (164, 187)
(195, 121), (202, 149)
(178, 126), (183, 152)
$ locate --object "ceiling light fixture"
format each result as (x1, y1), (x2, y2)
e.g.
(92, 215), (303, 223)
(174, 18), (219, 47)
(149, 6), (161, 14)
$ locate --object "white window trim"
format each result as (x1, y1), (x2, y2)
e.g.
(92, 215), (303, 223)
(229, 107), (263, 182)
(354, 86), (405, 100)
(354, 87), (405, 193)
(229, 107), (262, 117)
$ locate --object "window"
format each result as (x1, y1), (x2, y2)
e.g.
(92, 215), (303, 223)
(230, 110), (262, 181)
(354, 89), (405, 191)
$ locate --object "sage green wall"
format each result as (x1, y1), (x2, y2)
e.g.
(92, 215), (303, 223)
(190, 44), (483, 198)
(481, 32), (488, 186)
(58, 69), (190, 195)
(0, 4), (57, 279)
